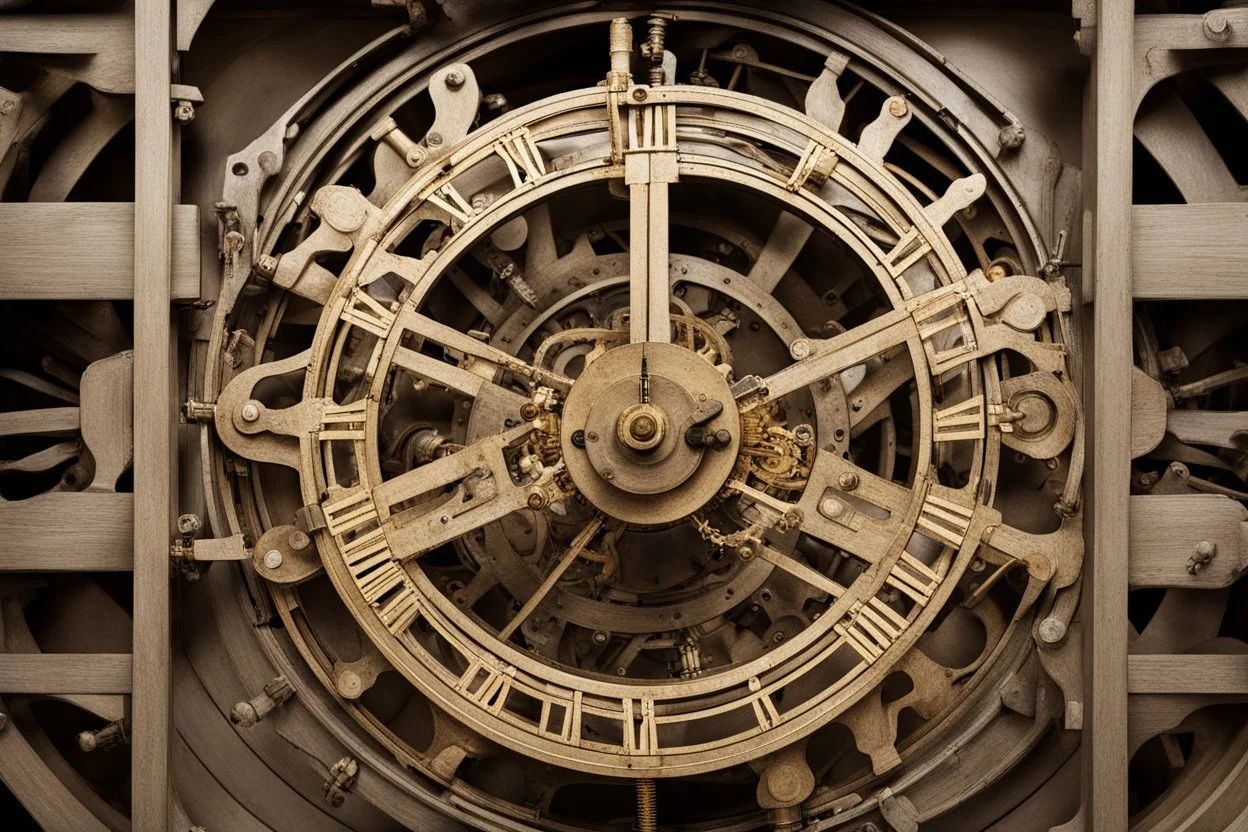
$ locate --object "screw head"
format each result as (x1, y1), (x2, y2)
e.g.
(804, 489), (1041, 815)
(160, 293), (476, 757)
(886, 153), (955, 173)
(240, 401), (261, 422)
(820, 496), (845, 518)
(888, 97), (909, 117)
(445, 69), (466, 89)
(837, 471), (860, 491)
(632, 87), (648, 102)
(998, 122), (1026, 150)
(427, 132), (443, 147)
(527, 491), (547, 510)
(520, 402), (540, 421)
(790, 339), (812, 359)
(1195, 539), (1216, 558)
(1, 99), (18, 115)
(1038, 617), (1067, 645)
(592, 630), (609, 645)
(288, 530), (311, 551)
(263, 549), (284, 569)
(571, 429), (586, 448)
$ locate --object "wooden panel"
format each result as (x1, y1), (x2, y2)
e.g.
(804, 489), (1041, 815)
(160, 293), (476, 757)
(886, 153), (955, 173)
(0, 492), (133, 571)
(0, 654), (132, 694)
(0, 13), (134, 95)
(1086, 4), (1134, 831)
(0, 203), (200, 301)
(133, 1), (175, 829)
(1133, 204), (1248, 299)
(1128, 655), (1248, 694)
(1130, 495), (1248, 588)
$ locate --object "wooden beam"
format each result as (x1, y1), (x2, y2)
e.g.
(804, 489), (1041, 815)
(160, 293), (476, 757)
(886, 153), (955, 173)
(132, 0), (175, 828)
(0, 203), (200, 301)
(0, 492), (134, 571)
(1085, 4), (1134, 831)
(1130, 495), (1248, 589)
(0, 654), (132, 694)
(1128, 655), (1248, 695)
(1133, 204), (1248, 299)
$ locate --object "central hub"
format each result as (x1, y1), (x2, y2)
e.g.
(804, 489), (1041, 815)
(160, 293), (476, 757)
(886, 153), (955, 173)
(617, 403), (667, 451)
(561, 342), (741, 525)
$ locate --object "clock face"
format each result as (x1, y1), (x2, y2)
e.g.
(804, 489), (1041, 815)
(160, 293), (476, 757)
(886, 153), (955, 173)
(215, 74), (1080, 778)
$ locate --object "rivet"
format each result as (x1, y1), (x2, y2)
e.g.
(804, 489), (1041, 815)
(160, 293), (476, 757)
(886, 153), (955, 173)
(263, 550), (283, 569)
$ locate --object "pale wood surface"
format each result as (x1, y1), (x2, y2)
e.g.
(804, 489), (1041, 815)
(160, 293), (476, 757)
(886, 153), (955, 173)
(132, 0), (176, 828)
(1130, 368), (1167, 458)
(0, 492), (134, 571)
(0, 653), (133, 693)
(1086, 3), (1134, 830)
(1133, 204), (1248, 299)
(1129, 494), (1248, 589)
(80, 351), (134, 492)
(0, 202), (200, 301)
(1128, 655), (1248, 694)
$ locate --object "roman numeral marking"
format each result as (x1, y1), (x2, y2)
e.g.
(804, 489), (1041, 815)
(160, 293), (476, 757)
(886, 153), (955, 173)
(882, 226), (933, 282)
(933, 396), (985, 442)
(458, 660), (514, 715)
(624, 697), (659, 755)
(885, 551), (941, 604)
(836, 601), (897, 662)
(495, 129), (546, 188)
(751, 693), (783, 732)
(913, 294), (977, 375)
(916, 491), (975, 549)
(341, 289), (397, 339)
(377, 587), (420, 635)
(785, 139), (837, 192)
(428, 182), (477, 224)
(320, 399), (368, 441)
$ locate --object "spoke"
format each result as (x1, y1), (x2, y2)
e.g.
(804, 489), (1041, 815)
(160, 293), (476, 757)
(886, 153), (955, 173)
(399, 308), (572, 393)
(392, 345), (528, 415)
(747, 212), (812, 293)
(848, 353), (914, 436)
(744, 306), (915, 408)
(499, 515), (605, 641)
(756, 543), (848, 600)
(628, 104), (677, 343)
(377, 423), (547, 560)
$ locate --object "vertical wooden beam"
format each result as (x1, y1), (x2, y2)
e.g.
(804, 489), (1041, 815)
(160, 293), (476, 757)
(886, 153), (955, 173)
(132, 1), (174, 828)
(1085, 2), (1133, 830)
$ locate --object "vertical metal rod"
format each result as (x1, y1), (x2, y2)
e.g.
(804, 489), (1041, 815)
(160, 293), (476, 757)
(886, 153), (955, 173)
(132, 0), (175, 828)
(1085, 1), (1133, 829)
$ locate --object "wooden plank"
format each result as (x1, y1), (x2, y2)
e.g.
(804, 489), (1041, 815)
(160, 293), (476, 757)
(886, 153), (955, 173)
(132, 0), (175, 829)
(0, 203), (200, 301)
(0, 13), (134, 95)
(1128, 655), (1248, 695)
(1133, 204), (1248, 299)
(0, 492), (134, 571)
(1085, 4), (1134, 831)
(1130, 495), (1248, 589)
(0, 654), (132, 694)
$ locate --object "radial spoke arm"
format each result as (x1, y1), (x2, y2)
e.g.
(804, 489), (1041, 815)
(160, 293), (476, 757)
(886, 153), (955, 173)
(755, 542), (848, 600)
(498, 515), (606, 641)
(377, 423), (554, 560)
(627, 103), (677, 343)
(740, 306), (916, 408)
(399, 308), (572, 393)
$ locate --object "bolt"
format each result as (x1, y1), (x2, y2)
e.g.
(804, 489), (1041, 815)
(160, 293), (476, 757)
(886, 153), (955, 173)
(586, 431), (599, 443)
(289, 530), (311, 551)
(592, 630), (609, 645)
(1195, 540), (1215, 558)
(1204, 11), (1232, 42)
(0, 99), (15, 115)
(986, 264), (1008, 281)
(772, 631), (786, 644)
(888, 97), (909, 118)
(445, 69), (466, 89)
(571, 429), (586, 448)
(790, 339), (812, 360)
(263, 549), (284, 569)
(177, 514), (201, 536)
(173, 100), (196, 125)
(527, 491), (547, 510)
(998, 122), (1026, 150)
(837, 471), (860, 491)
(1037, 617), (1067, 645)
(241, 401), (261, 422)
(820, 497), (845, 518)
(602, 469), (615, 481)
(969, 556), (986, 573)
(520, 402), (540, 421)
(632, 87), (648, 102)
(427, 132), (444, 147)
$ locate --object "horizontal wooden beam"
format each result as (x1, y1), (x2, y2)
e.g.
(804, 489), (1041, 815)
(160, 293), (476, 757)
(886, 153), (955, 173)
(0, 13), (135, 95)
(0, 203), (200, 301)
(1133, 204), (1248, 299)
(1129, 494), (1248, 588)
(1128, 654), (1248, 695)
(0, 653), (132, 694)
(0, 492), (134, 571)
